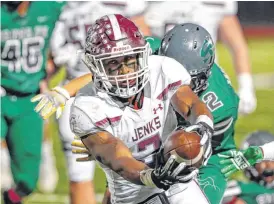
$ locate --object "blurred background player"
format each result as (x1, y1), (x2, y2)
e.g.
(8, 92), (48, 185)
(222, 131), (274, 204)
(0, 1), (64, 203)
(42, 1), (150, 204)
(144, 1), (256, 115)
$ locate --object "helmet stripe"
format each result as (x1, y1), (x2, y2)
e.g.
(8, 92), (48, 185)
(108, 14), (123, 46)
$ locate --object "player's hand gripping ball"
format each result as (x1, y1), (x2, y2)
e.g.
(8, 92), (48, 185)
(163, 129), (205, 170)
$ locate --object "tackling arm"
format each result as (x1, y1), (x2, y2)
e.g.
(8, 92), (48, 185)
(63, 73), (92, 97)
(31, 73), (92, 119)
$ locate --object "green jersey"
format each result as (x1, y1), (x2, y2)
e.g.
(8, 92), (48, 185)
(1, 2), (65, 94)
(199, 63), (239, 153)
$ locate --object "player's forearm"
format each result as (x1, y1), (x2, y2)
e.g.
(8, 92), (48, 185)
(188, 100), (213, 125)
(172, 86), (213, 125)
(112, 157), (149, 185)
(63, 73), (92, 97)
(81, 132), (148, 185)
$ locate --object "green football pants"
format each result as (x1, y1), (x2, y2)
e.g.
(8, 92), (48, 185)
(1, 94), (43, 196)
(199, 154), (227, 204)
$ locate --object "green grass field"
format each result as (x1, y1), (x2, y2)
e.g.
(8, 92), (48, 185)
(24, 38), (274, 203)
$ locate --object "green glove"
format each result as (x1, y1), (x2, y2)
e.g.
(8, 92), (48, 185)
(218, 146), (263, 178)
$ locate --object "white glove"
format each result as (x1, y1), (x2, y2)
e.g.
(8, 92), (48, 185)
(185, 115), (214, 164)
(31, 86), (70, 119)
(238, 73), (257, 115)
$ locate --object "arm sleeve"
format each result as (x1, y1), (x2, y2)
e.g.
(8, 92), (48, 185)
(260, 141), (274, 161)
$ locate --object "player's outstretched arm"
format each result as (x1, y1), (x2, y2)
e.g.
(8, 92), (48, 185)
(218, 147), (263, 178)
(80, 131), (188, 190)
(171, 85), (214, 164)
(31, 73), (92, 119)
(218, 141), (274, 178)
(81, 131), (147, 185)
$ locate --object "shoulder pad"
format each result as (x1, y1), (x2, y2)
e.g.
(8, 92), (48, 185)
(70, 95), (104, 137)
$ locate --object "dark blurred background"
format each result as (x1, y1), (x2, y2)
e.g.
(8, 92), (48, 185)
(238, 1), (274, 25)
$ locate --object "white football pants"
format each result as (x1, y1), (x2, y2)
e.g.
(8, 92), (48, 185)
(166, 180), (209, 204)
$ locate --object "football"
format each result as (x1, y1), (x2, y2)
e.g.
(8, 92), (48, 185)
(163, 129), (205, 169)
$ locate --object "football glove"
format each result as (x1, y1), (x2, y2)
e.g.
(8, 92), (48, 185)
(218, 146), (263, 178)
(140, 149), (199, 190)
(238, 73), (257, 115)
(185, 122), (213, 164)
(71, 136), (95, 162)
(31, 86), (70, 120)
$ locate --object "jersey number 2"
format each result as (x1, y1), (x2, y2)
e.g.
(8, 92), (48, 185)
(202, 92), (223, 112)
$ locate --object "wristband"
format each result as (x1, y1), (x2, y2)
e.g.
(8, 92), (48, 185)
(195, 115), (213, 130)
(52, 86), (70, 100)
(140, 169), (156, 187)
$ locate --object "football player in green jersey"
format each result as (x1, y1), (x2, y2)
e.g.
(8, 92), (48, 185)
(158, 23), (239, 204)
(222, 131), (274, 204)
(1, 2), (64, 203)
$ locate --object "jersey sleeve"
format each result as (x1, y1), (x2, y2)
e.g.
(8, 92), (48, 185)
(153, 56), (191, 101)
(213, 107), (237, 136)
(161, 56), (191, 87)
(70, 95), (106, 138)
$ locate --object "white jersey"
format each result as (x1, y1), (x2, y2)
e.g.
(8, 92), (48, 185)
(70, 55), (191, 204)
(51, 1), (147, 80)
(145, 1), (237, 43)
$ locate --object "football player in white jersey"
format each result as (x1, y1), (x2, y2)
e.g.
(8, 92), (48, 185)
(144, 1), (256, 115)
(70, 14), (214, 204)
(47, 2), (150, 203)
(33, 14), (214, 204)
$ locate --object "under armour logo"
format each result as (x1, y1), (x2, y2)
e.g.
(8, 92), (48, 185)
(153, 104), (163, 114)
